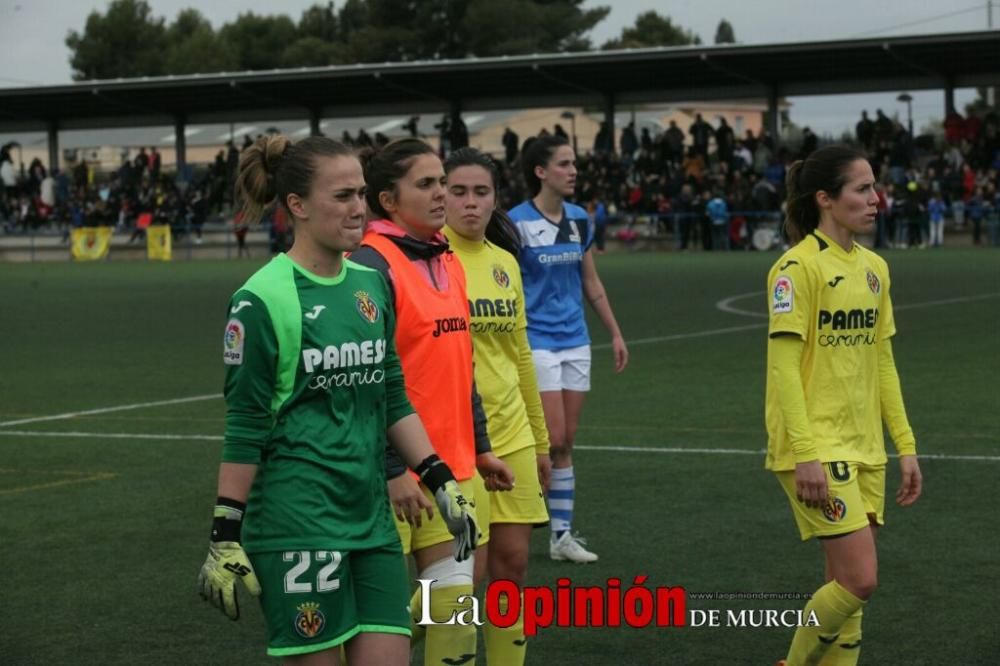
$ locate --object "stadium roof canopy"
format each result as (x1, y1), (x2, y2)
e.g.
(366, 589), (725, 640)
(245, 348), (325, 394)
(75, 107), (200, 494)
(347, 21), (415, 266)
(0, 30), (996, 132)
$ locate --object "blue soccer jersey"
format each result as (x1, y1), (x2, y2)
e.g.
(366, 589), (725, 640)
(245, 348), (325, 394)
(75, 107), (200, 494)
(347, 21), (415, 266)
(508, 200), (594, 351)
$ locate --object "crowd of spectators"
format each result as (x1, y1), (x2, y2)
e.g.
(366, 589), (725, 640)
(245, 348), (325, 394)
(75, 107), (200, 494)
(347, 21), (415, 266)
(3, 104), (998, 252)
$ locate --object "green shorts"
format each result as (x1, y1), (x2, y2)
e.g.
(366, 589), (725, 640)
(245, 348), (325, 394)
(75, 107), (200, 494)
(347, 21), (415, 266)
(249, 543), (411, 657)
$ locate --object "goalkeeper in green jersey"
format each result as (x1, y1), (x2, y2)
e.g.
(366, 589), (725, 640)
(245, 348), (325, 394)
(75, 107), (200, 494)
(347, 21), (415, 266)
(197, 134), (476, 664)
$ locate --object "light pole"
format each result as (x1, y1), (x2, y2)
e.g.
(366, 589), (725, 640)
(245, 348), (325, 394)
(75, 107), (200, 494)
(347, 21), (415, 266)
(560, 110), (577, 154)
(897, 93), (913, 136)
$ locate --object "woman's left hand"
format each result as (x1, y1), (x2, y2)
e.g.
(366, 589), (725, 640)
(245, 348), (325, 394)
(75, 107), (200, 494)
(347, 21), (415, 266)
(612, 334), (629, 373)
(476, 452), (515, 492)
(896, 455), (922, 506)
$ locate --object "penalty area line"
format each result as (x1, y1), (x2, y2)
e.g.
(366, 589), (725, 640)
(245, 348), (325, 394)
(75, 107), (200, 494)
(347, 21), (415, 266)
(0, 394), (223, 428)
(0, 430), (995, 462)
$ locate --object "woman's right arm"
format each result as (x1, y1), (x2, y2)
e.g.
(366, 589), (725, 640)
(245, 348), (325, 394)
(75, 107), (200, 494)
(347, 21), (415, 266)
(769, 334), (827, 508)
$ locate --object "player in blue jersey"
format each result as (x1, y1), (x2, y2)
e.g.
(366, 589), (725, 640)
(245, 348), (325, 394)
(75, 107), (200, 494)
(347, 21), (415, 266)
(507, 135), (628, 562)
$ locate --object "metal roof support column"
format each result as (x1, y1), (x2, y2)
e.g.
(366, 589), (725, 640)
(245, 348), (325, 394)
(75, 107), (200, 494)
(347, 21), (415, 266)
(766, 86), (781, 145)
(944, 78), (956, 115)
(46, 120), (59, 173)
(309, 108), (322, 137)
(174, 115), (187, 180)
(449, 99), (464, 152)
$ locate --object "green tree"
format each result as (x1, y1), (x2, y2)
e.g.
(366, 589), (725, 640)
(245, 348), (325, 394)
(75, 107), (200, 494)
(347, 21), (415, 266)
(66, 0), (167, 80)
(219, 12), (298, 71)
(714, 19), (736, 44)
(602, 10), (700, 50)
(164, 9), (237, 75)
(299, 2), (340, 41)
(461, 0), (608, 57)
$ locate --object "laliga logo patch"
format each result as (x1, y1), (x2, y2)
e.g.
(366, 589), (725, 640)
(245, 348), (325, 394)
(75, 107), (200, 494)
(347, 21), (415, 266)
(492, 264), (511, 289)
(223, 319), (245, 365)
(294, 602), (326, 638)
(355, 290), (380, 324)
(822, 497), (847, 523)
(866, 270), (881, 295)
(772, 276), (794, 313)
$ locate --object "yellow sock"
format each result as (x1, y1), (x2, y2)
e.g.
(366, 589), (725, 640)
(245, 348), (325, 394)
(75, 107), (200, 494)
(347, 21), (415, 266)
(425, 584), (477, 666)
(786, 581), (865, 666)
(819, 607), (862, 666)
(484, 593), (526, 666)
(409, 587), (426, 646)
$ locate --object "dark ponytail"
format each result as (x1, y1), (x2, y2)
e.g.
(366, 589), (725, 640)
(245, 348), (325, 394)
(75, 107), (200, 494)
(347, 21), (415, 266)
(783, 144), (868, 244)
(357, 138), (436, 220)
(521, 134), (570, 198)
(234, 134), (353, 225)
(444, 147), (522, 257)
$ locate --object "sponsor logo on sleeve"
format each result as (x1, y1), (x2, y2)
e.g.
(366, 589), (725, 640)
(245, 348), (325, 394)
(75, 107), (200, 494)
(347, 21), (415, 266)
(772, 276), (794, 314)
(223, 319), (245, 365)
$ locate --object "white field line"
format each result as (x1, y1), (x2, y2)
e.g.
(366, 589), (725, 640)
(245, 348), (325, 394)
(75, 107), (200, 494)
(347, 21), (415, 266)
(714, 290), (1000, 320)
(4, 292), (995, 430)
(0, 430), (996, 461)
(0, 394), (223, 428)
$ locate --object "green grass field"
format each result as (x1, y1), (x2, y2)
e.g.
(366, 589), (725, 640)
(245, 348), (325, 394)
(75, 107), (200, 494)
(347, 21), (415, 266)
(1, 249), (998, 665)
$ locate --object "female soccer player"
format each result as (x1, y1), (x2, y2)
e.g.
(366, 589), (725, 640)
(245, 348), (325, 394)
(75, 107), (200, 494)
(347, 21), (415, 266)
(508, 135), (628, 563)
(443, 147), (551, 665)
(766, 145), (922, 666)
(349, 138), (513, 666)
(197, 135), (477, 666)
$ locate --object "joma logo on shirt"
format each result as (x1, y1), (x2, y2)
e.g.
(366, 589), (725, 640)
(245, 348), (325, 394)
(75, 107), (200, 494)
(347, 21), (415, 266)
(818, 308), (879, 330)
(302, 339), (386, 372)
(432, 317), (468, 338)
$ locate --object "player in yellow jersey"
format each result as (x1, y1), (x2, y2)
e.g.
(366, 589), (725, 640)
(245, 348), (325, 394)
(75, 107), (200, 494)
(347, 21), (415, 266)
(766, 145), (922, 666)
(442, 148), (552, 666)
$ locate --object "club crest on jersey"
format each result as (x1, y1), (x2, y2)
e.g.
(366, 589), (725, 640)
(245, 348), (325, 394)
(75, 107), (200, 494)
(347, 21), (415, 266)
(866, 270), (881, 295)
(822, 497), (847, 523)
(355, 291), (380, 324)
(772, 276), (794, 313)
(294, 602), (326, 638)
(492, 264), (511, 289)
(223, 319), (244, 365)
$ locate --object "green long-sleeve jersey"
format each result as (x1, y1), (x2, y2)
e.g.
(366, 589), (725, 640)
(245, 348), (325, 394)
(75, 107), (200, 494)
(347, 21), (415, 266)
(221, 254), (413, 553)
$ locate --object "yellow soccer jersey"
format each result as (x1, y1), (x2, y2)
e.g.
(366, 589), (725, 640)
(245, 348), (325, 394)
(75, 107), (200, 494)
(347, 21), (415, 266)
(765, 229), (896, 471)
(445, 227), (550, 458)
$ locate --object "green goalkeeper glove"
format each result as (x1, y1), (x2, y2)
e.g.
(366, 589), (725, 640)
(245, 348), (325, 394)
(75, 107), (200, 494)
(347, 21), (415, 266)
(415, 454), (478, 561)
(198, 498), (261, 620)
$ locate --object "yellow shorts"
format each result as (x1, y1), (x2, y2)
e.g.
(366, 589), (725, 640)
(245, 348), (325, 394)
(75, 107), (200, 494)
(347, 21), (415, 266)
(394, 476), (488, 555)
(487, 446), (549, 526)
(776, 461), (885, 541)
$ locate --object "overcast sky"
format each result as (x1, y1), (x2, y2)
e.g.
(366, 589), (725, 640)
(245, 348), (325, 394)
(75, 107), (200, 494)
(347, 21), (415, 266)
(0, 0), (991, 135)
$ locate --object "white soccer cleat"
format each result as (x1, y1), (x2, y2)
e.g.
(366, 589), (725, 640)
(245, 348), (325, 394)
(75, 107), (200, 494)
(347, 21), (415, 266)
(550, 532), (598, 563)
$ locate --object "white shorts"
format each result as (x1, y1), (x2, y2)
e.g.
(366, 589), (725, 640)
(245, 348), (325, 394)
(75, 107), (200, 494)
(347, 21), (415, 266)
(532, 345), (591, 392)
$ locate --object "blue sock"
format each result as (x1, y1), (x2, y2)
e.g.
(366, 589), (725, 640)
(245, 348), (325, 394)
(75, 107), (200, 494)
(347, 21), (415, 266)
(548, 466), (575, 538)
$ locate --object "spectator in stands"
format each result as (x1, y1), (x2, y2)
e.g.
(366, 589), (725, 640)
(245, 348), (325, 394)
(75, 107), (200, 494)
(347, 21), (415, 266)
(856, 110), (875, 150)
(689, 113), (712, 158)
(150, 147), (162, 180)
(659, 120), (681, 165)
(967, 186), (987, 245)
(620, 122), (638, 161)
(503, 127), (519, 165)
(706, 189), (729, 251)
(672, 183), (695, 250)
(800, 127), (818, 159)
(134, 147), (149, 175)
(927, 192), (946, 248)
(715, 117), (735, 165)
